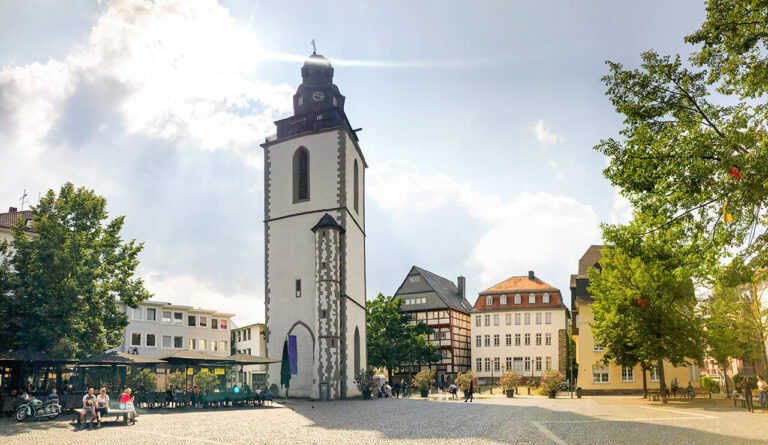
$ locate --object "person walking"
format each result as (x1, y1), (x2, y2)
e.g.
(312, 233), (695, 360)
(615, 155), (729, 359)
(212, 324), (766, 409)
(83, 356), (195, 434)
(401, 380), (407, 398)
(757, 376), (767, 409)
(464, 380), (474, 403)
(744, 376), (754, 413)
(670, 378), (678, 398)
(393, 381), (400, 399)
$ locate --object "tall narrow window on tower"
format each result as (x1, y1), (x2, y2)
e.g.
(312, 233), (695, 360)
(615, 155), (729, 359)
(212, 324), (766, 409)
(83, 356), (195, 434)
(353, 160), (359, 213)
(295, 279), (302, 298)
(293, 147), (310, 202)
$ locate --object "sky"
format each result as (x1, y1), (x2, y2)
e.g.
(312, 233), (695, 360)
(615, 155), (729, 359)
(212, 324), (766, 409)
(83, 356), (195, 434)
(0, 0), (707, 326)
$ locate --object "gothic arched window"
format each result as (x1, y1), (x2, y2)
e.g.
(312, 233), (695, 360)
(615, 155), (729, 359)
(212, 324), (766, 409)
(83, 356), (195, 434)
(353, 159), (360, 213)
(293, 147), (310, 202)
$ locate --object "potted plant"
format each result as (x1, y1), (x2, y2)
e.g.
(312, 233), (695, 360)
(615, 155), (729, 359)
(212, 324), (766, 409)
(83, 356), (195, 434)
(455, 371), (478, 399)
(499, 371), (522, 398)
(355, 367), (376, 400)
(540, 370), (565, 399)
(413, 370), (435, 397)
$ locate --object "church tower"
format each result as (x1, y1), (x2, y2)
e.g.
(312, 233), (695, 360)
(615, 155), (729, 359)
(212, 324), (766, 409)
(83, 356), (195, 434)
(262, 52), (366, 399)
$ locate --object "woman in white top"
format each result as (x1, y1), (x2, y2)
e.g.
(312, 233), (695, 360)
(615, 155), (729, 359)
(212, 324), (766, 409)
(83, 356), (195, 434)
(757, 376), (768, 409)
(96, 387), (109, 427)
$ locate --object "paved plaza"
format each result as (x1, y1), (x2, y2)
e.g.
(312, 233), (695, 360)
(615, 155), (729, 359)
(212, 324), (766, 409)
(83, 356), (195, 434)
(3, 394), (768, 444)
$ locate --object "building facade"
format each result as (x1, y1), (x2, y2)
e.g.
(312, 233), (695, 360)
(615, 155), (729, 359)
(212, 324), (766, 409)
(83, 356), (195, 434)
(570, 245), (700, 394)
(471, 271), (568, 385)
(115, 300), (233, 359)
(262, 52), (366, 400)
(392, 266), (472, 383)
(231, 323), (268, 387)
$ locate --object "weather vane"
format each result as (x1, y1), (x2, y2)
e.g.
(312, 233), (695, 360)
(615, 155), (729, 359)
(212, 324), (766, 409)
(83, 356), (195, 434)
(311, 39), (317, 55)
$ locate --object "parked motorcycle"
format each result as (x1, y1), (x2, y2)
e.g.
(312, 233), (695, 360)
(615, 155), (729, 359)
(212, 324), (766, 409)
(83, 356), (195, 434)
(15, 397), (61, 422)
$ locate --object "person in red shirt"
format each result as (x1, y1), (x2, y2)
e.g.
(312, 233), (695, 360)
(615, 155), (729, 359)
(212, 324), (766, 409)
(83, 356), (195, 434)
(119, 388), (137, 421)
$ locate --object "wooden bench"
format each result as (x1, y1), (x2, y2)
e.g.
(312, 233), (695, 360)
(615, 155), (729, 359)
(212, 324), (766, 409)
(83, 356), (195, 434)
(72, 408), (135, 426)
(647, 391), (660, 401)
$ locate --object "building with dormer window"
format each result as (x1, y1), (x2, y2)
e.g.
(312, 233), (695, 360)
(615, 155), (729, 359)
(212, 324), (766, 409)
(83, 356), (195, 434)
(471, 271), (568, 385)
(393, 266), (473, 384)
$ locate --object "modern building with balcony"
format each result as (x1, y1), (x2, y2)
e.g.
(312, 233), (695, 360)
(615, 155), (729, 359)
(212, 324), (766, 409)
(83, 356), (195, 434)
(114, 300), (234, 359)
(392, 266), (473, 385)
(231, 322), (267, 387)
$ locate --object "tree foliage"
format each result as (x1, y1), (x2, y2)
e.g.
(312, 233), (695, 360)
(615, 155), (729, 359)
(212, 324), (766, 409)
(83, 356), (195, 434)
(194, 370), (218, 392)
(0, 183), (151, 359)
(595, 2), (768, 282)
(588, 229), (704, 402)
(366, 293), (441, 382)
(127, 368), (158, 393)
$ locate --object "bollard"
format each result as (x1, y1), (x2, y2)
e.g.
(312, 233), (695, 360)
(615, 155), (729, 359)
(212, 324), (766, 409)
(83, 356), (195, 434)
(576, 387), (582, 398)
(527, 387), (530, 395)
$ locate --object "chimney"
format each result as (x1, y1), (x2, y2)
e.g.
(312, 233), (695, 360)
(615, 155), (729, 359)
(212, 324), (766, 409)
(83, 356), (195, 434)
(8, 207), (17, 213)
(528, 270), (535, 281)
(457, 276), (466, 300)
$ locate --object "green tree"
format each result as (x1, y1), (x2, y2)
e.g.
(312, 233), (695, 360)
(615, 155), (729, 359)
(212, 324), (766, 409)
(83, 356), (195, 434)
(589, 229), (705, 403)
(0, 183), (151, 358)
(167, 370), (188, 391)
(594, 0), (768, 282)
(127, 368), (158, 393)
(195, 370), (218, 392)
(366, 293), (440, 382)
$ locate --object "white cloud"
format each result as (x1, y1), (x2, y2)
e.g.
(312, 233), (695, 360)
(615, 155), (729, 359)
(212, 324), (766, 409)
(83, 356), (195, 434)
(547, 160), (566, 181)
(143, 272), (264, 328)
(368, 160), (599, 289)
(610, 188), (633, 224)
(534, 119), (559, 145)
(0, 0), (294, 161)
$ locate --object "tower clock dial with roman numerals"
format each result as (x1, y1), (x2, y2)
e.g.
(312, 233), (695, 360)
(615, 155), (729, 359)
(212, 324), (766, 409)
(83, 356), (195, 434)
(312, 91), (325, 102)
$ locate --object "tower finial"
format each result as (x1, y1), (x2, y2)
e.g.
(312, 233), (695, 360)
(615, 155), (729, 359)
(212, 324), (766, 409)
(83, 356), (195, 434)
(311, 38), (317, 55)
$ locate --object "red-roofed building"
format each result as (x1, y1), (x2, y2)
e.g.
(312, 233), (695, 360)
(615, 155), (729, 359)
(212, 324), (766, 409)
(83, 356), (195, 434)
(471, 271), (569, 385)
(0, 207), (34, 242)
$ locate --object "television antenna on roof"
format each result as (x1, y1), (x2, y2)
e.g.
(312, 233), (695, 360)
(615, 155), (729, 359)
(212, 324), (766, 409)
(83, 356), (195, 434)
(19, 189), (28, 211)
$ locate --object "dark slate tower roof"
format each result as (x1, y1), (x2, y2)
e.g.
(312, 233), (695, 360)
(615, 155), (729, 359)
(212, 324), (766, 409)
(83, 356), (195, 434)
(311, 213), (345, 233)
(393, 266), (473, 313)
(272, 53), (356, 142)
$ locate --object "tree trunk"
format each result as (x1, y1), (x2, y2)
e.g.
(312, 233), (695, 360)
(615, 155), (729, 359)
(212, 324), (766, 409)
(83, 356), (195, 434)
(56, 367), (62, 391)
(723, 366), (731, 399)
(657, 359), (668, 404)
(642, 365), (648, 398)
(387, 367), (393, 385)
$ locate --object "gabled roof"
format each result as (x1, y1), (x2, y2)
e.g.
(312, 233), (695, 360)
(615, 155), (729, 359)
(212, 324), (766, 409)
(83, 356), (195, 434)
(394, 266), (473, 313)
(480, 275), (558, 294)
(0, 209), (33, 230)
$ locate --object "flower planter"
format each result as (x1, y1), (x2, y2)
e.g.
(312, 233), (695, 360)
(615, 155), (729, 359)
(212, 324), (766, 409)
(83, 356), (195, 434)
(420, 389), (429, 398)
(362, 390), (371, 400)
(548, 390), (557, 399)
(505, 389), (515, 398)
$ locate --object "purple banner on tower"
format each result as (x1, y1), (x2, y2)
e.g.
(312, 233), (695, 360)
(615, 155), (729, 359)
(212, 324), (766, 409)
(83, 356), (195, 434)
(288, 335), (298, 375)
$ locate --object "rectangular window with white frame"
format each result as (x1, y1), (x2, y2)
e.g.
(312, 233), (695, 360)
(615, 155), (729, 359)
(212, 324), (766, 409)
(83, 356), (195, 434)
(200, 316), (207, 327)
(515, 313), (521, 325)
(493, 314), (499, 326)
(162, 311), (171, 323)
(515, 334), (521, 346)
(484, 335), (490, 347)
(505, 313), (511, 325)
(536, 313), (542, 324)
(146, 334), (156, 347)
(476, 335), (482, 347)
(536, 333), (542, 346)
(146, 308), (156, 322)
(476, 358), (482, 372)
(200, 339), (207, 350)
(524, 357), (531, 371)
(545, 333), (552, 345)
(524, 313), (530, 325)
(649, 366), (659, 381)
(174, 312), (183, 325)
(493, 334), (499, 346)
(622, 366), (634, 382)
(174, 336), (183, 348)
(594, 340), (604, 352)
(484, 358), (491, 372)
(535, 357), (542, 372)
(545, 356), (551, 371)
(162, 335), (172, 348)
(189, 338), (196, 350)
(475, 315), (481, 327)
(505, 334), (512, 346)
(494, 357), (500, 372)
(524, 333), (530, 346)
(592, 366), (610, 383)
(484, 315), (490, 326)
(506, 357), (512, 369)
(130, 333), (141, 346)
(545, 312), (551, 324)
(132, 307), (143, 321)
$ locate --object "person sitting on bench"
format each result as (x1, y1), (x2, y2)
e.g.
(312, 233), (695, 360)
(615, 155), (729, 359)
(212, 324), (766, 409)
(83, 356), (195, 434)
(96, 387), (109, 428)
(80, 388), (97, 428)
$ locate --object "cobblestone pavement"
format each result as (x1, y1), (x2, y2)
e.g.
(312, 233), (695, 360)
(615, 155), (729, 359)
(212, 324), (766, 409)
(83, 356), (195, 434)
(3, 395), (768, 444)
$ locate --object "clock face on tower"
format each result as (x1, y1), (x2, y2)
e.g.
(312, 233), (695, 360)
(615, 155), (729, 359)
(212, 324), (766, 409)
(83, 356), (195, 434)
(312, 91), (325, 102)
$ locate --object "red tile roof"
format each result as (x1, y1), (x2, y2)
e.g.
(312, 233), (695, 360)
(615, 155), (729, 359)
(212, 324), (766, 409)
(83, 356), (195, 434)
(480, 275), (559, 294)
(0, 210), (33, 230)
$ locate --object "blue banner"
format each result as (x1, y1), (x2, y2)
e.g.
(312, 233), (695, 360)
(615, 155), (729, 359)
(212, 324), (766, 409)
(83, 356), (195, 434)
(288, 335), (297, 375)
